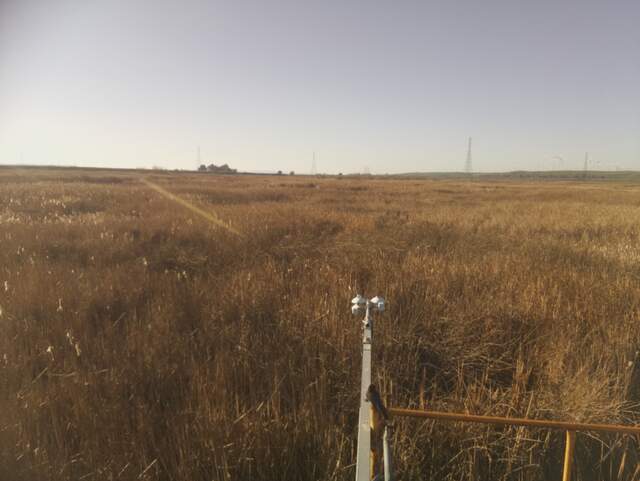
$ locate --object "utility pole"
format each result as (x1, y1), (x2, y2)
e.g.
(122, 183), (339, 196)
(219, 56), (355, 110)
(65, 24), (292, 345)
(583, 152), (588, 179)
(464, 137), (473, 174)
(311, 151), (317, 175)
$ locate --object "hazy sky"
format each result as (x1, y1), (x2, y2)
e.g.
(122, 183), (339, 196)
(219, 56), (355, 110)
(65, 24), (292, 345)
(1, 0), (639, 173)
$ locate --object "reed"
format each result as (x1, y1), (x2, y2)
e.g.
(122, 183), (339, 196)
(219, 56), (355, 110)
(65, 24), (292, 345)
(2, 167), (640, 480)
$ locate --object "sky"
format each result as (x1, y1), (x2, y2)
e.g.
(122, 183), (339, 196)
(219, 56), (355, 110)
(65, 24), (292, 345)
(0, 0), (639, 174)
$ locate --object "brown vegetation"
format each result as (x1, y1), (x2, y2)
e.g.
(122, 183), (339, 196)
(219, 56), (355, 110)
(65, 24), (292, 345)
(2, 167), (640, 480)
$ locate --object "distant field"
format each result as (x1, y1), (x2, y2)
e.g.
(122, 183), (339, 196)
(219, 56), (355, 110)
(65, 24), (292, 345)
(2, 167), (640, 481)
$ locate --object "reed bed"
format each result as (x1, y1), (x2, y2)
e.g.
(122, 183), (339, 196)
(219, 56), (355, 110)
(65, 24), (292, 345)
(2, 168), (640, 480)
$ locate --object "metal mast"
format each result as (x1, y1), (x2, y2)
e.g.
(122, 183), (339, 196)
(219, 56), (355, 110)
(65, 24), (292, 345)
(353, 295), (391, 481)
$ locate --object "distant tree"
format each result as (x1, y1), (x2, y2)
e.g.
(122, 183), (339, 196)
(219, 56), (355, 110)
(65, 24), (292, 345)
(201, 163), (238, 174)
(218, 163), (237, 174)
(277, 170), (283, 175)
(289, 171), (295, 176)
(198, 164), (207, 172)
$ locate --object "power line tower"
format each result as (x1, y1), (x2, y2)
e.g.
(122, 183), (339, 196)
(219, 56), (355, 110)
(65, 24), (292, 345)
(311, 151), (317, 175)
(583, 152), (588, 179)
(464, 137), (473, 174)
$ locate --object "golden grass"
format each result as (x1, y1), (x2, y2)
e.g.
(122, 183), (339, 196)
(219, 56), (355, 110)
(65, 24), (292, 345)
(2, 168), (640, 480)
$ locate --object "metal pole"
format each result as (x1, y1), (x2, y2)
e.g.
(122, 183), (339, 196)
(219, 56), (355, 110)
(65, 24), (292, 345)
(562, 430), (576, 481)
(383, 425), (394, 481)
(386, 408), (640, 435)
(355, 303), (373, 481)
(353, 295), (385, 481)
(370, 402), (379, 478)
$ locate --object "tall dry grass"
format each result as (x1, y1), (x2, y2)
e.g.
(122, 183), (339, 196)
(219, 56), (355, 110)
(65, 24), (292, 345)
(2, 168), (640, 480)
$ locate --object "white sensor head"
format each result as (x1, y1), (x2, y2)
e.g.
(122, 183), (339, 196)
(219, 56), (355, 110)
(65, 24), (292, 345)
(351, 294), (366, 315)
(371, 296), (385, 312)
(352, 294), (367, 306)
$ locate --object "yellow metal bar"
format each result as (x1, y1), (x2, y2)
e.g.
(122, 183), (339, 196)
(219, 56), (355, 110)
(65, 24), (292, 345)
(562, 430), (576, 481)
(387, 408), (640, 435)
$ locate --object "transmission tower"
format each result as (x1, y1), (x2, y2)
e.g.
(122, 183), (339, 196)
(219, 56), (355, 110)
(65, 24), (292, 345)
(464, 137), (473, 174)
(311, 151), (317, 175)
(583, 152), (589, 178)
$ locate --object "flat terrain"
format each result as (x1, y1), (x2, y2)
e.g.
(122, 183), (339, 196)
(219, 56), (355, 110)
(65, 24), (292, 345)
(2, 167), (640, 481)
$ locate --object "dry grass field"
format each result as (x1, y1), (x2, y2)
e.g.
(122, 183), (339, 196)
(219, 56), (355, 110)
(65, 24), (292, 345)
(3, 167), (640, 481)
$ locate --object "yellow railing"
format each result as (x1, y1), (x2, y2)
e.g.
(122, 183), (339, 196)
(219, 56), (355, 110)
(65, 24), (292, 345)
(384, 407), (640, 481)
(350, 295), (640, 480)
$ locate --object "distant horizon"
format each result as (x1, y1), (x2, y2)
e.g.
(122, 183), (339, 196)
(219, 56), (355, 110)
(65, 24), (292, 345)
(2, 162), (637, 178)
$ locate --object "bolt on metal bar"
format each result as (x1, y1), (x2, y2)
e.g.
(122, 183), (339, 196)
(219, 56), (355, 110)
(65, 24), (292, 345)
(367, 384), (390, 479)
(387, 408), (640, 434)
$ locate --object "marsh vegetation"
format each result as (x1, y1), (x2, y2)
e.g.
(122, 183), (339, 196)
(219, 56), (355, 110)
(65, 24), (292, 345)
(2, 168), (640, 480)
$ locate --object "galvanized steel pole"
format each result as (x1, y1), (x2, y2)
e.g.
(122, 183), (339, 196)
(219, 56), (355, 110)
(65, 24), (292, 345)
(353, 295), (385, 481)
(355, 300), (373, 481)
